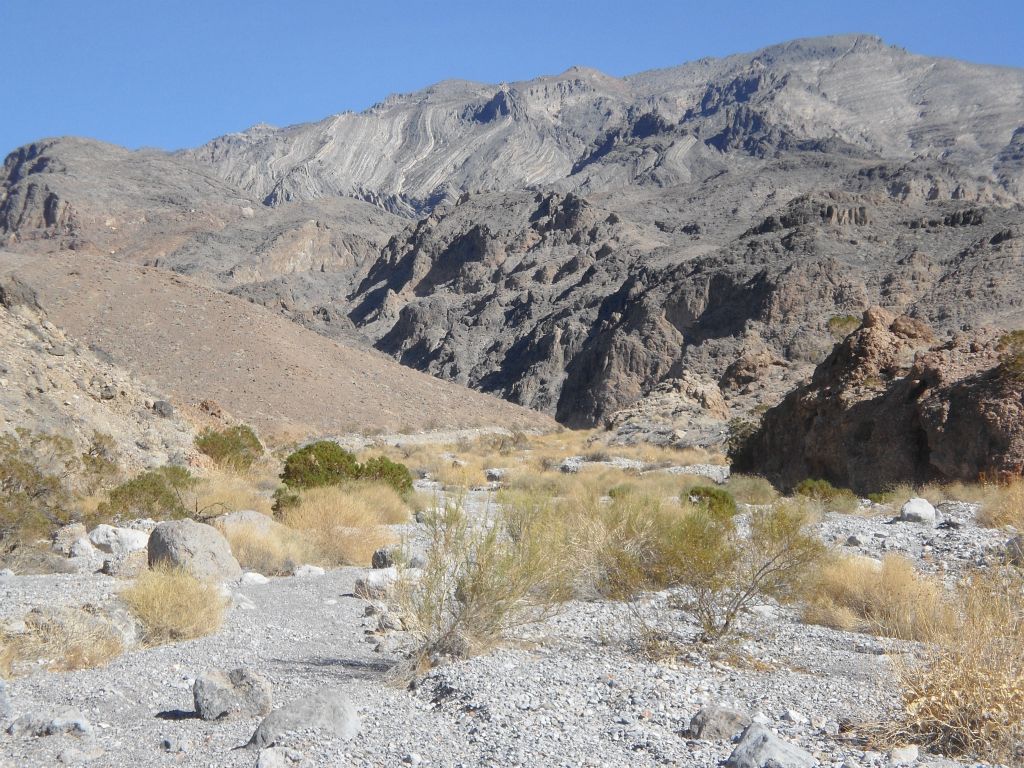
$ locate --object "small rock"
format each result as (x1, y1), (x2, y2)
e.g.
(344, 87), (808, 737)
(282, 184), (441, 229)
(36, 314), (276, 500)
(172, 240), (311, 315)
(484, 468), (506, 482)
(371, 547), (395, 569)
(46, 710), (92, 737)
(257, 747), (307, 768)
(248, 688), (360, 749)
(293, 564), (325, 578)
(900, 498), (936, 526)
(52, 523), (88, 555)
(781, 709), (808, 725)
(241, 572), (270, 586)
(193, 667), (273, 721)
(99, 384), (117, 400)
(402, 754), (423, 767)
(845, 534), (866, 547)
(889, 744), (919, 764)
(687, 703), (751, 740)
(152, 400), (175, 417)
(161, 736), (190, 753)
(725, 723), (816, 768)
(355, 567), (399, 599)
(70, 537), (99, 560)
(0, 569), (13, 580)
(100, 550), (148, 579)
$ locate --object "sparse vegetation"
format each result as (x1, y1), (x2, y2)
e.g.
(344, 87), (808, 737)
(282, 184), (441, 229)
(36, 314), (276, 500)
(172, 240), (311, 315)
(827, 314), (862, 339)
(280, 441), (413, 498)
(195, 423), (263, 470)
(803, 554), (951, 641)
(890, 568), (1024, 763)
(279, 484), (407, 566)
(97, 465), (196, 521)
(218, 519), (313, 576)
(724, 474), (779, 505)
(0, 607), (124, 677)
(121, 565), (227, 644)
(996, 329), (1024, 382)
(685, 486), (738, 519)
(794, 477), (860, 513)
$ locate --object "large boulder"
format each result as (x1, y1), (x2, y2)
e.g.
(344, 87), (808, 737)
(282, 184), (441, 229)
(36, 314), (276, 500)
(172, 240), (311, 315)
(605, 372), (730, 449)
(725, 723), (816, 768)
(248, 688), (359, 750)
(193, 668), (273, 721)
(737, 308), (1024, 493)
(148, 520), (242, 583)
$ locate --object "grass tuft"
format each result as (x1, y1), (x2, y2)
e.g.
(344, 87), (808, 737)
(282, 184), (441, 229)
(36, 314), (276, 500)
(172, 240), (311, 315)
(121, 565), (227, 645)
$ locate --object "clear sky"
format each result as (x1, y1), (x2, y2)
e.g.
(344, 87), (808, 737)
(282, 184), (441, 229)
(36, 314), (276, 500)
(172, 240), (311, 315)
(2, 0), (1022, 155)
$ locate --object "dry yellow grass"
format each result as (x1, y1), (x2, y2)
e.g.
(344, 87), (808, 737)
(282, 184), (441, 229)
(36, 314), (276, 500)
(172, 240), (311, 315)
(218, 521), (314, 576)
(803, 554), (951, 641)
(0, 607), (124, 676)
(889, 569), (1024, 763)
(187, 470), (274, 517)
(121, 565), (227, 645)
(724, 474), (780, 505)
(975, 479), (1024, 529)
(280, 484), (405, 566)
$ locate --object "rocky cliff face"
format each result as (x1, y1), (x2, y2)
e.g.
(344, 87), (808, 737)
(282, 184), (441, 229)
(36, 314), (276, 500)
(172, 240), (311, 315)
(736, 308), (1024, 493)
(2, 35), (1024, 432)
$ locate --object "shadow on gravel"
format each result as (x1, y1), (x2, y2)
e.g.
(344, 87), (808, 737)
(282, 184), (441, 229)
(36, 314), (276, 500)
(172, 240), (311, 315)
(156, 709), (201, 721)
(266, 656), (395, 681)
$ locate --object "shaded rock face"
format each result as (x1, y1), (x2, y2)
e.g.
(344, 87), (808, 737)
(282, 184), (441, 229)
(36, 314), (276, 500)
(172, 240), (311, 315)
(737, 307), (1024, 493)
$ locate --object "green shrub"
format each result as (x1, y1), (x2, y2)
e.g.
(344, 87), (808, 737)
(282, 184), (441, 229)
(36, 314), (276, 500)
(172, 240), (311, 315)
(827, 314), (862, 339)
(607, 483), (638, 499)
(97, 466), (196, 521)
(686, 486), (738, 520)
(0, 429), (76, 544)
(279, 442), (413, 497)
(358, 456), (414, 496)
(280, 441), (360, 490)
(795, 478), (860, 514)
(194, 424), (263, 470)
(996, 330), (1024, 382)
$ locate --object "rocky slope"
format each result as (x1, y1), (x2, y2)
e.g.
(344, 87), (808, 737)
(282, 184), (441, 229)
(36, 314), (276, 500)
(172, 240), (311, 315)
(3, 35), (1024, 431)
(0, 251), (554, 437)
(736, 307), (1024, 493)
(0, 273), (196, 469)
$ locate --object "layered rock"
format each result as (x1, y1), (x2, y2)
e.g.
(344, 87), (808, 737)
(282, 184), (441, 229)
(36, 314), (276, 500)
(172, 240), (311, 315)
(737, 308), (1024, 492)
(605, 373), (730, 448)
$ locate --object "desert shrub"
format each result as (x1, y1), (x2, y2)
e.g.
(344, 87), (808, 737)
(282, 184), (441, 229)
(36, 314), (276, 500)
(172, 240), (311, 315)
(686, 486), (738, 519)
(976, 479), (1024, 529)
(279, 485), (403, 566)
(827, 314), (862, 339)
(678, 500), (824, 640)
(281, 441), (360, 489)
(218, 521), (313, 576)
(0, 607), (124, 676)
(0, 429), (76, 543)
(80, 431), (120, 492)
(121, 565), (227, 644)
(803, 554), (951, 641)
(191, 471), (273, 517)
(358, 455), (414, 496)
(996, 330), (1024, 382)
(794, 478), (860, 513)
(607, 482), (639, 499)
(97, 466), (196, 521)
(890, 569), (1024, 763)
(280, 441), (413, 497)
(725, 474), (779, 505)
(195, 424), (263, 470)
(393, 499), (569, 666)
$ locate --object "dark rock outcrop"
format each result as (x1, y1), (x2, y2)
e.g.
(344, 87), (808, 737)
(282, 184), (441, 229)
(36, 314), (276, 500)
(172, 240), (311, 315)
(737, 308), (1024, 493)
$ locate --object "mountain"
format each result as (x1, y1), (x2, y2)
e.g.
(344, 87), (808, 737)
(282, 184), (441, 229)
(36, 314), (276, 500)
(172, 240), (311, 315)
(2, 34), (1024, 432)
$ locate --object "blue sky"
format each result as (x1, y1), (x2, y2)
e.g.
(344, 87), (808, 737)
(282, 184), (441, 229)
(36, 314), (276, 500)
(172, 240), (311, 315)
(2, 0), (1021, 154)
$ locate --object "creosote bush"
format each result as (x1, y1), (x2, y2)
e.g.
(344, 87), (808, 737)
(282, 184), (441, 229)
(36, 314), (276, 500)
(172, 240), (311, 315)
(279, 441), (413, 498)
(97, 466), (196, 521)
(686, 486), (738, 519)
(195, 424), (263, 470)
(121, 565), (227, 645)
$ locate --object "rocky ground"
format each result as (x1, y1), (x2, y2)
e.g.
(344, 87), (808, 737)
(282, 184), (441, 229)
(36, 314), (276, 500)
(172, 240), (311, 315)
(0, 475), (1014, 768)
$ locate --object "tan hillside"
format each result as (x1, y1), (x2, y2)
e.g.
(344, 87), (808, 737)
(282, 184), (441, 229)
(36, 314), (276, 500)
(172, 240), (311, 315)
(0, 250), (555, 437)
